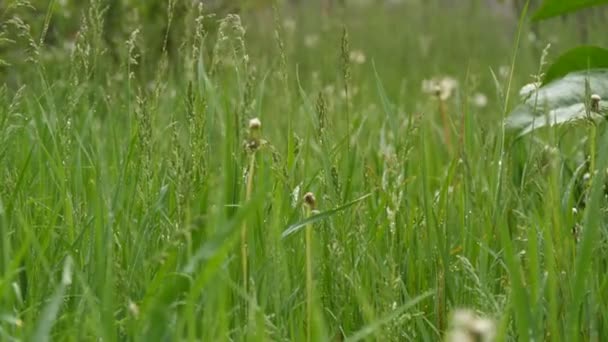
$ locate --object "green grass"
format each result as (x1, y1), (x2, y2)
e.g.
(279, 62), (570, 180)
(2, 1), (608, 341)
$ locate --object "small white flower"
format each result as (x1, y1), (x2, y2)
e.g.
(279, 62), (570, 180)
(473, 92), (488, 108)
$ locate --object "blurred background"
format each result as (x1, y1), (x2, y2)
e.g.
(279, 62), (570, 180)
(1, 0), (607, 107)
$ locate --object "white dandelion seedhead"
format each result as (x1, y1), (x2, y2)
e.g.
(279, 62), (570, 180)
(245, 118), (264, 152)
(472, 92), (488, 108)
(446, 309), (496, 342)
(249, 117), (261, 130)
(422, 76), (459, 101)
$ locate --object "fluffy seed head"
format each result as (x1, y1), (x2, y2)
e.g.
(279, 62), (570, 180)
(246, 118), (263, 152)
(303, 192), (316, 209)
(249, 117), (261, 130)
(446, 309), (496, 342)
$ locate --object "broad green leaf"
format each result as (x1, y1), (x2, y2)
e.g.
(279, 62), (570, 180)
(505, 69), (608, 137)
(532, 0), (608, 21)
(281, 193), (372, 239)
(543, 46), (608, 85)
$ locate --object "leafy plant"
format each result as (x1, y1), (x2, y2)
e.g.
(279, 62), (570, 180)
(506, 1), (608, 135)
(532, 0), (608, 20)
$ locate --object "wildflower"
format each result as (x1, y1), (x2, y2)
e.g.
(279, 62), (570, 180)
(422, 76), (458, 101)
(472, 92), (488, 108)
(349, 49), (366, 64)
(445, 309), (496, 342)
(304, 34), (319, 48)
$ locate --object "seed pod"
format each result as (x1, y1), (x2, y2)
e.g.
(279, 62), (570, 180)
(303, 192), (316, 209)
(591, 94), (601, 112)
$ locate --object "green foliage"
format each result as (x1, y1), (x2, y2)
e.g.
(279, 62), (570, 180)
(508, 3), (608, 136)
(543, 46), (608, 84)
(506, 70), (608, 136)
(532, 0), (608, 21)
(281, 193), (371, 239)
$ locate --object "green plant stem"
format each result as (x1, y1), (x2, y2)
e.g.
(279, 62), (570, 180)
(438, 98), (451, 154)
(242, 151), (257, 293)
(590, 123), (597, 175)
(305, 205), (313, 342)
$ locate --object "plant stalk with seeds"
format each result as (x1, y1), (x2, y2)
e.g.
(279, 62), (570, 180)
(303, 192), (316, 342)
(242, 117), (262, 293)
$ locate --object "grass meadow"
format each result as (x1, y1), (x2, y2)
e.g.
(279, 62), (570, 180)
(1, 0), (608, 340)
